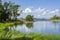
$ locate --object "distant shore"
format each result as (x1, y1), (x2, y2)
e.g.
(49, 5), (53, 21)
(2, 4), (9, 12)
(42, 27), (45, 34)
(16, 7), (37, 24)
(50, 19), (60, 21)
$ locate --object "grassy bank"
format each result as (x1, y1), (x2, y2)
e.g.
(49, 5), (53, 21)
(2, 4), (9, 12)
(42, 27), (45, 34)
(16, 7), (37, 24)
(0, 22), (14, 30)
(0, 30), (60, 40)
(0, 21), (23, 30)
(0, 20), (32, 30)
(50, 19), (60, 21)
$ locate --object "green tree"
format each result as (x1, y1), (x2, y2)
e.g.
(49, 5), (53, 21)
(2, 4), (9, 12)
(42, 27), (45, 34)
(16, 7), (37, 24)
(25, 15), (33, 21)
(0, 0), (20, 22)
(12, 4), (20, 20)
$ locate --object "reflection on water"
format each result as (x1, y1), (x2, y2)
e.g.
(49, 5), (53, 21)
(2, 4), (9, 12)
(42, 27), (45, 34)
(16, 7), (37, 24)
(8, 23), (33, 33)
(1, 21), (60, 34)
(6, 21), (60, 34)
(26, 23), (33, 28)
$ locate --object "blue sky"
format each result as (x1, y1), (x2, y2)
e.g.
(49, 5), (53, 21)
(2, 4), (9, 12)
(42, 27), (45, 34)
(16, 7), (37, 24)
(3, 0), (60, 18)
(4, 0), (60, 9)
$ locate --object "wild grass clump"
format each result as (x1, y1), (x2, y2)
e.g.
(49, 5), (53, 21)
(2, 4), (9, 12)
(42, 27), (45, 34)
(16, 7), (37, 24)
(0, 30), (60, 40)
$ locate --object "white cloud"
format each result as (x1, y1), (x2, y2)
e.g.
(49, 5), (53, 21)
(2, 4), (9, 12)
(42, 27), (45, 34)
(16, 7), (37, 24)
(42, 11), (46, 15)
(23, 8), (32, 13)
(22, 7), (60, 18)
(33, 8), (45, 13)
(50, 10), (56, 13)
(55, 9), (59, 12)
(50, 9), (59, 13)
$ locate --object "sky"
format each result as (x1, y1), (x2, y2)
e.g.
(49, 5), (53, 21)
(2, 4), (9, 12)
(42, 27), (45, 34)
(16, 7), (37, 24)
(3, 0), (60, 18)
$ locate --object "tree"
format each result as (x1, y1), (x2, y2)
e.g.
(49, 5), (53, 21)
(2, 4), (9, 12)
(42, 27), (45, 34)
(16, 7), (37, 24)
(0, 0), (2, 5)
(0, 0), (21, 22)
(12, 4), (20, 20)
(0, 0), (4, 21)
(7, 1), (20, 21)
(0, 1), (11, 22)
(25, 15), (33, 21)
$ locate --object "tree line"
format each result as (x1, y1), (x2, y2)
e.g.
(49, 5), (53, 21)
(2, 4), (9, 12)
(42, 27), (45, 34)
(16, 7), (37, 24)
(50, 15), (60, 20)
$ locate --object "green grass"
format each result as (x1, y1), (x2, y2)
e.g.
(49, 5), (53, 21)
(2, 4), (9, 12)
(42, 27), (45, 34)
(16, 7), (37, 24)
(0, 31), (60, 40)
(0, 21), (24, 30)
(0, 23), (14, 30)
(0, 30), (60, 40)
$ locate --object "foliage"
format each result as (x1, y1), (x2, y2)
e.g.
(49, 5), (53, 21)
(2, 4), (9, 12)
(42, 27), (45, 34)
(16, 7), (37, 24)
(50, 15), (60, 20)
(25, 15), (33, 21)
(0, 0), (21, 22)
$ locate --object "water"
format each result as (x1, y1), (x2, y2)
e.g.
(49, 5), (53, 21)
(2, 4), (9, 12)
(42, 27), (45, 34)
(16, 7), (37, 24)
(8, 20), (60, 34)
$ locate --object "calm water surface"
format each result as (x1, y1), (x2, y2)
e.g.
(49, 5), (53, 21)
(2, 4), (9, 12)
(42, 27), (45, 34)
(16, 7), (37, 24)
(9, 21), (60, 34)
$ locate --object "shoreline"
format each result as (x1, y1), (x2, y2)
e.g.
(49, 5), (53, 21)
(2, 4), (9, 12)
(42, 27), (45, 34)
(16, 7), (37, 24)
(50, 19), (60, 21)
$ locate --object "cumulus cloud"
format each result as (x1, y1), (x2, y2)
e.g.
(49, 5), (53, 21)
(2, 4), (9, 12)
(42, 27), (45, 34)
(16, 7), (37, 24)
(33, 8), (45, 13)
(23, 8), (32, 13)
(33, 8), (60, 15)
(55, 9), (59, 12)
(22, 7), (60, 18)
(49, 9), (59, 14)
(50, 11), (55, 13)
